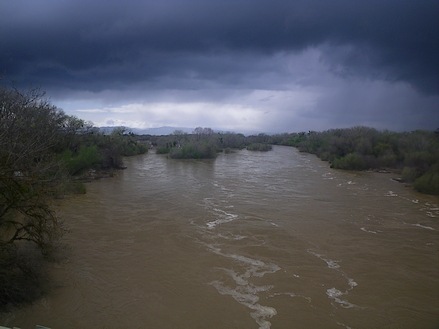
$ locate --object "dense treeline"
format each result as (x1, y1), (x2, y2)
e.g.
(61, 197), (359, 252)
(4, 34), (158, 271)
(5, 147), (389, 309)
(148, 127), (438, 195)
(145, 128), (272, 159)
(145, 127), (439, 195)
(270, 127), (439, 195)
(0, 86), (147, 309)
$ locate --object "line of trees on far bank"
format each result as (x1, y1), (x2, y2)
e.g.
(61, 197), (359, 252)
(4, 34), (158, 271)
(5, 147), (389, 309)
(270, 127), (439, 195)
(139, 125), (438, 195)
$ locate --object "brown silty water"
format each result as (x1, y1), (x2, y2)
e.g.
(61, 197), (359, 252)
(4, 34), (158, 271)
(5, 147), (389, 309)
(2, 146), (438, 329)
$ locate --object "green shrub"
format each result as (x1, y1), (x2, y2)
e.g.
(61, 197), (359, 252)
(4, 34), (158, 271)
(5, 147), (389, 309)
(267, 128), (438, 195)
(404, 151), (435, 168)
(61, 145), (102, 175)
(401, 166), (420, 182)
(319, 151), (332, 161)
(414, 170), (439, 195)
(377, 152), (398, 167)
(373, 142), (393, 157)
(156, 146), (171, 154)
(331, 153), (369, 170)
(246, 143), (272, 151)
(120, 140), (148, 156)
(169, 142), (217, 159)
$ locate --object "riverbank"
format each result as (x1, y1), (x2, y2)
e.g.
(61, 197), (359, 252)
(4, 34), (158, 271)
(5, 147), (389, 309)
(270, 128), (439, 195)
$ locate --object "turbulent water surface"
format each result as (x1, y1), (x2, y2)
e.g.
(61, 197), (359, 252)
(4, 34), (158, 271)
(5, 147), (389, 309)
(2, 146), (439, 329)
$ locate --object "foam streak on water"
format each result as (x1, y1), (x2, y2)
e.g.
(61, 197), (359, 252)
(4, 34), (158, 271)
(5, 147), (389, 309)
(210, 280), (277, 329)
(203, 197), (239, 229)
(205, 243), (280, 328)
(199, 174), (284, 328)
(308, 250), (359, 309)
(308, 250), (341, 269)
(360, 227), (378, 234)
(326, 288), (357, 309)
(412, 223), (435, 231)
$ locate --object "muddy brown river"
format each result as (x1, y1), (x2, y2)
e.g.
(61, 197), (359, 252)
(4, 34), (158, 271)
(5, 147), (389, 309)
(1, 146), (438, 328)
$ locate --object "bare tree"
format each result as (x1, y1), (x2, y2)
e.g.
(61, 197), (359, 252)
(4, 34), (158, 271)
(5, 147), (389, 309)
(0, 87), (67, 254)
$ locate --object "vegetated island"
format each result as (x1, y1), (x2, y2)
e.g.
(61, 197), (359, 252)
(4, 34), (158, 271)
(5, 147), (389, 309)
(148, 127), (273, 159)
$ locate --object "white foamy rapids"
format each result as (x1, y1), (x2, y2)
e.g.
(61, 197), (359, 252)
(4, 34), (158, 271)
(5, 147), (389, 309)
(210, 281), (277, 329)
(360, 227), (378, 234)
(219, 251), (279, 277)
(420, 202), (439, 218)
(348, 278), (358, 288)
(322, 172), (335, 180)
(412, 223), (436, 231)
(220, 268), (275, 294)
(270, 292), (312, 303)
(206, 209), (238, 229)
(206, 245), (281, 278)
(203, 197), (239, 229)
(326, 288), (357, 309)
(213, 181), (234, 193)
(207, 246), (280, 329)
(216, 233), (247, 241)
(308, 249), (359, 303)
(308, 250), (340, 269)
(221, 268), (249, 286)
(385, 190), (398, 197)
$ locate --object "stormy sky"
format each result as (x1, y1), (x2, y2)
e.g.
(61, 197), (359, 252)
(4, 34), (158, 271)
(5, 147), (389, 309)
(1, 0), (438, 133)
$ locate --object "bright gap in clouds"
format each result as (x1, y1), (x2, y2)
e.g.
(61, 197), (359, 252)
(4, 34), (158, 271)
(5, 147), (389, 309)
(53, 46), (438, 134)
(71, 88), (319, 133)
(52, 48), (324, 133)
(77, 102), (262, 131)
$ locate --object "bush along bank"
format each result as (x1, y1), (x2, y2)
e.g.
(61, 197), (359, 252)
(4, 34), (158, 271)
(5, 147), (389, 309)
(0, 86), (148, 311)
(270, 127), (439, 195)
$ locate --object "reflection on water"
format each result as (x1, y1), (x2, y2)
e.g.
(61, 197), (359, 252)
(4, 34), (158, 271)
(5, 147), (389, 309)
(2, 146), (438, 329)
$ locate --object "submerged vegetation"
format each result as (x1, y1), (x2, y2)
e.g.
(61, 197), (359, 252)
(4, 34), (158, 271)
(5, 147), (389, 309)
(246, 143), (273, 152)
(0, 86), (147, 310)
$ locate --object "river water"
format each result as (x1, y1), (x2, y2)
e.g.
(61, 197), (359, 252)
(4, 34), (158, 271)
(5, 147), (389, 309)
(2, 146), (439, 329)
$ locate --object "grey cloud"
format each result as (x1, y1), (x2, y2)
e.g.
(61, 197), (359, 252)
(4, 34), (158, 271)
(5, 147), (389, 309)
(1, 0), (438, 94)
(1, 0), (438, 133)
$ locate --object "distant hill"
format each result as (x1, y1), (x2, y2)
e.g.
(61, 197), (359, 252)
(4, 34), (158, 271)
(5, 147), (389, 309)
(98, 125), (261, 136)
(98, 126), (193, 135)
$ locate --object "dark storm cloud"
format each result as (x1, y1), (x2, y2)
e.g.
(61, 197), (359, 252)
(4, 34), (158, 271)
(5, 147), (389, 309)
(1, 0), (438, 94)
